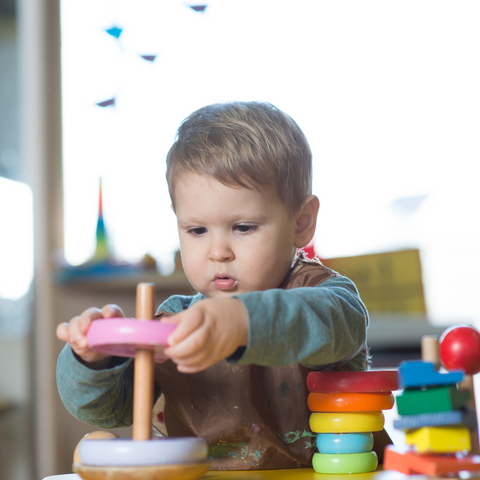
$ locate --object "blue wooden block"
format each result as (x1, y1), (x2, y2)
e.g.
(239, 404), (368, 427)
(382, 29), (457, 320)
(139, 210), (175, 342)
(398, 361), (464, 389)
(394, 407), (478, 431)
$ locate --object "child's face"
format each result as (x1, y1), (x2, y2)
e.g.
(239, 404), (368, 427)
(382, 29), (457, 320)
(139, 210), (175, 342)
(174, 173), (298, 298)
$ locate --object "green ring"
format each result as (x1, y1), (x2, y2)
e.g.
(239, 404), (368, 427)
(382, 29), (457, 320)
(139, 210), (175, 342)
(312, 451), (378, 474)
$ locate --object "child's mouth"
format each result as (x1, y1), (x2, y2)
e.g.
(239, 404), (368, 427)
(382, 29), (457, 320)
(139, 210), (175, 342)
(213, 276), (237, 290)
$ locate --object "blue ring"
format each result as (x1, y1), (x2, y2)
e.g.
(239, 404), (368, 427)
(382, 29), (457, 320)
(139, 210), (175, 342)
(316, 432), (374, 454)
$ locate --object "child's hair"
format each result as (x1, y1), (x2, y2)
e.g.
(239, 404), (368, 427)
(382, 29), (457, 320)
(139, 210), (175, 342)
(166, 101), (312, 214)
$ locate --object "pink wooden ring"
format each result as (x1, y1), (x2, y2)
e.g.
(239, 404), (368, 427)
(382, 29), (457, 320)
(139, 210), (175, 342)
(86, 318), (176, 361)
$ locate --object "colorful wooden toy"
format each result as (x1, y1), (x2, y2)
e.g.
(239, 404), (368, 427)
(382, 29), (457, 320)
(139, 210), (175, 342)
(398, 360), (463, 388)
(316, 432), (374, 454)
(384, 444), (480, 476)
(74, 463), (211, 480)
(308, 392), (394, 412)
(78, 437), (209, 466)
(307, 370), (398, 393)
(405, 425), (471, 454)
(396, 385), (470, 416)
(75, 283), (211, 480)
(385, 330), (480, 478)
(309, 411), (385, 433)
(86, 318), (176, 361)
(73, 431), (119, 465)
(312, 452), (378, 474)
(439, 325), (480, 375)
(439, 326), (480, 455)
(393, 407), (477, 431)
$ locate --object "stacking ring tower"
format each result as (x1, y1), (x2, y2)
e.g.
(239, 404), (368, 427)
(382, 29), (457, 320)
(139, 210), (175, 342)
(307, 369), (398, 474)
(73, 283), (211, 480)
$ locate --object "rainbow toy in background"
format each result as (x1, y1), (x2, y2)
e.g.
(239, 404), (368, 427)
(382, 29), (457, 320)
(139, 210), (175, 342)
(384, 325), (480, 477)
(306, 370), (398, 474)
(56, 178), (157, 283)
(91, 178), (111, 263)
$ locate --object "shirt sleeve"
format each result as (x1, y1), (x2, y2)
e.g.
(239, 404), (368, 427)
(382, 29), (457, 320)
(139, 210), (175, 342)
(233, 275), (368, 367)
(56, 344), (135, 428)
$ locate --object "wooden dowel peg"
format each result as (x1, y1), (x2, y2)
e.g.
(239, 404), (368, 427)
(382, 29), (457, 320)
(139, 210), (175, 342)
(421, 335), (440, 369)
(133, 283), (155, 441)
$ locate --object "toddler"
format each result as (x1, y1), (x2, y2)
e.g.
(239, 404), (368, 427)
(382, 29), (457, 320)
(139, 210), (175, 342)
(56, 101), (373, 470)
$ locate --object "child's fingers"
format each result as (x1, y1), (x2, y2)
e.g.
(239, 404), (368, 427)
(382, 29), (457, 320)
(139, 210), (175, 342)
(78, 307), (104, 335)
(165, 330), (212, 362)
(57, 307), (115, 364)
(101, 304), (125, 318)
(176, 360), (217, 374)
(56, 322), (71, 342)
(64, 308), (103, 350)
(166, 310), (204, 347)
(171, 339), (218, 373)
(160, 315), (180, 324)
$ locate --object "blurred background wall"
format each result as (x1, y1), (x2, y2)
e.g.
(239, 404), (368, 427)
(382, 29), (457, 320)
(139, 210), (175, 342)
(1, 1), (479, 479)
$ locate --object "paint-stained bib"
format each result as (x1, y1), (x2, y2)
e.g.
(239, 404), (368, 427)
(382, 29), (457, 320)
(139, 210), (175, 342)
(153, 256), (375, 470)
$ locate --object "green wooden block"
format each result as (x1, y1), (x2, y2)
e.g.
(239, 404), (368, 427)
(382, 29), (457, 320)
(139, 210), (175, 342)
(397, 386), (470, 416)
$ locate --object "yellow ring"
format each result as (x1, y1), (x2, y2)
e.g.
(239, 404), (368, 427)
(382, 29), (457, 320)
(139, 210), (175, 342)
(310, 411), (385, 433)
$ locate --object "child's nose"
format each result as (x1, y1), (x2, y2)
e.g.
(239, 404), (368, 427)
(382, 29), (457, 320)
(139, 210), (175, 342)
(208, 237), (234, 262)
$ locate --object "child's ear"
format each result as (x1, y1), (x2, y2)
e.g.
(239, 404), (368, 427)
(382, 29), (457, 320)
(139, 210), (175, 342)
(294, 195), (320, 249)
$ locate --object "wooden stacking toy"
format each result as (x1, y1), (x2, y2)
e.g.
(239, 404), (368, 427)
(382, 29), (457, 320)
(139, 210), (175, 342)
(73, 283), (211, 480)
(307, 370), (398, 474)
(384, 326), (480, 477)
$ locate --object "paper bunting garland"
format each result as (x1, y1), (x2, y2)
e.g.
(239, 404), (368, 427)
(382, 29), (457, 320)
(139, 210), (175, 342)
(190, 5), (207, 12)
(96, 98), (116, 108)
(105, 26), (123, 39)
(141, 55), (157, 62)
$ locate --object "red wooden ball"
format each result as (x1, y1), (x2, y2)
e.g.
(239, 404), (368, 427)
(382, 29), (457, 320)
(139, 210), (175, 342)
(439, 325), (480, 375)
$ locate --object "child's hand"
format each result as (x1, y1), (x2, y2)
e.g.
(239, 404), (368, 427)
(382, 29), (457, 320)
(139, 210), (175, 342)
(56, 304), (125, 365)
(162, 298), (249, 373)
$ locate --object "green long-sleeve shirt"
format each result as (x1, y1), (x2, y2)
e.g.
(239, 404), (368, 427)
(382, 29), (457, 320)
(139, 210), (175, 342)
(56, 274), (369, 429)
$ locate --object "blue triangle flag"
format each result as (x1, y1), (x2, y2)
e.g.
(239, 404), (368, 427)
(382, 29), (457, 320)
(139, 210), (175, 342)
(190, 5), (207, 12)
(106, 27), (123, 39)
(97, 98), (116, 108)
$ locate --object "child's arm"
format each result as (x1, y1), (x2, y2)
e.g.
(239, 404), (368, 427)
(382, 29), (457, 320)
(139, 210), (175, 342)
(163, 275), (367, 372)
(56, 343), (136, 428)
(233, 275), (368, 368)
(56, 303), (141, 428)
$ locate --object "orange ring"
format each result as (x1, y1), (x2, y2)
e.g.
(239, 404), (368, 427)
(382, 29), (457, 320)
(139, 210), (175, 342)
(308, 392), (394, 412)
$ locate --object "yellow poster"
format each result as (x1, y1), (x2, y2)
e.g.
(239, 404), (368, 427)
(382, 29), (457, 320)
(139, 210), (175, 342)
(323, 249), (426, 315)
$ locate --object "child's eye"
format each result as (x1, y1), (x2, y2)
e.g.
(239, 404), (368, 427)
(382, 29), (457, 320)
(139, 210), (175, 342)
(187, 227), (207, 236)
(234, 224), (257, 234)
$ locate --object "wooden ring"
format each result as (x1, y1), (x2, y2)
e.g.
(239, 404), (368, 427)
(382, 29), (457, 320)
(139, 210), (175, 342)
(310, 411), (385, 433)
(73, 461), (211, 480)
(86, 318), (176, 361)
(308, 392), (394, 412)
(312, 452), (378, 474)
(307, 370), (398, 393)
(78, 437), (208, 466)
(317, 432), (374, 454)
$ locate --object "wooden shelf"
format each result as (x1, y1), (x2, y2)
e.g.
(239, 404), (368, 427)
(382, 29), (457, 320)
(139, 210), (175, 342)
(56, 271), (196, 295)
(368, 318), (447, 349)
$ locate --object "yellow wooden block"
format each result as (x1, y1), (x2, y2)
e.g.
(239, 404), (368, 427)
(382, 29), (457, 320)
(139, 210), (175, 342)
(405, 426), (471, 454)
